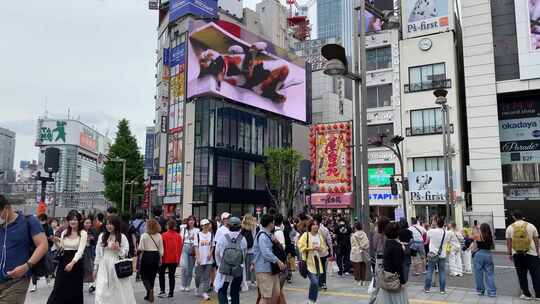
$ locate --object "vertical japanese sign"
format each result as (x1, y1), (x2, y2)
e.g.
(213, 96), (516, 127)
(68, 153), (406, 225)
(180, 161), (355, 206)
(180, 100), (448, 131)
(144, 130), (155, 171)
(309, 122), (353, 193)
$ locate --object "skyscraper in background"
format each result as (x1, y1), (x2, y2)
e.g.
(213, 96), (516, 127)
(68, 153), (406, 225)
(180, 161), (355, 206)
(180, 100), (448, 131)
(341, 0), (357, 58)
(317, 0), (342, 39)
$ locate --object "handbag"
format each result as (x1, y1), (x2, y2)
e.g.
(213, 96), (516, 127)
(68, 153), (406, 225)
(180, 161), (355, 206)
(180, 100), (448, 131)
(298, 233), (309, 278)
(114, 258), (134, 279)
(377, 268), (401, 292)
(427, 230), (446, 264)
(184, 229), (197, 256)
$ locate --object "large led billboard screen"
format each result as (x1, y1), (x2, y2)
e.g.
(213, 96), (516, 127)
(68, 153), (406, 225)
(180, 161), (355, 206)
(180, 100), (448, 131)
(187, 20), (307, 122)
(515, 0), (540, 79)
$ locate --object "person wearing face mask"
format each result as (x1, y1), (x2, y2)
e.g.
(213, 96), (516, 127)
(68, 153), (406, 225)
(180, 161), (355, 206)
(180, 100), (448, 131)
(0, 195), (48, 304)
(335, 218), (353, 276)
(93, 215), (136, 304)
(47, 210), (88, 304)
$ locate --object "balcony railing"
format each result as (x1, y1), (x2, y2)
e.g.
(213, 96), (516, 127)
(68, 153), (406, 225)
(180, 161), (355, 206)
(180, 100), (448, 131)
(404, 79), (452, 93)
(406, 124), (454, 136)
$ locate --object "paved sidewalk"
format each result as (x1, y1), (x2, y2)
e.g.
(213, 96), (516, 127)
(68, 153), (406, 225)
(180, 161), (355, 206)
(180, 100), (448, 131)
(25, 271), (534, 304)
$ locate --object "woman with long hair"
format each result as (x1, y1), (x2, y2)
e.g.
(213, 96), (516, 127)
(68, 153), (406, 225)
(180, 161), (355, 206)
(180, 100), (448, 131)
(471, 223), (496, 297)
(398, 219), (413, 283)
(448, 222), (464, 277)
(47, 210), (88, 304)
(297, 220), (327, 304)
(375, 222), (409, 304)
(241, 214), (257, 286)
(350, 222), (370, 286)
(83, 217), (98, 293)
(138, 219), (163, 303)
(94, 215), (136, 304)
(180, 215), (199, 291)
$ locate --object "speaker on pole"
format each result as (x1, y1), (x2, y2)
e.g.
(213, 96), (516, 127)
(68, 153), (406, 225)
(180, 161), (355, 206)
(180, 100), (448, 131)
(44, 147), (60, 174)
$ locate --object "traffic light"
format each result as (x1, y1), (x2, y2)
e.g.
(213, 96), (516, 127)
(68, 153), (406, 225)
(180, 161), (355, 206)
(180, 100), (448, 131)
(390, 177), (398, 196)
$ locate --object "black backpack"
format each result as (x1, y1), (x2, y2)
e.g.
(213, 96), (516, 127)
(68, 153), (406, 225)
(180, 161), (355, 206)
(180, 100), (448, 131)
(25, 216), (54, 277)
(257, 231), (286, 275)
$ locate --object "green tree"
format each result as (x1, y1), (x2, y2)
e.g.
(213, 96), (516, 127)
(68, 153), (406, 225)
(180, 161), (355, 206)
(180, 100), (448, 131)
(103, 119), (144, 214)
(256, 147), (303, 216)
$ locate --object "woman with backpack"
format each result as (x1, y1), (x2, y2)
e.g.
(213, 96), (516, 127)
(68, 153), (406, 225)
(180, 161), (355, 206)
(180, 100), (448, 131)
(471, 223), (496, 297)
(297, 220), (327, 304)
(241, 214), (257, 286)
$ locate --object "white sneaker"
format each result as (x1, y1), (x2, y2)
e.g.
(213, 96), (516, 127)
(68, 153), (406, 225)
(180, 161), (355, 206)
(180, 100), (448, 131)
(202, 293), (209, 300)
(30, 285), (37, 292)
(520, 294), (533, 300)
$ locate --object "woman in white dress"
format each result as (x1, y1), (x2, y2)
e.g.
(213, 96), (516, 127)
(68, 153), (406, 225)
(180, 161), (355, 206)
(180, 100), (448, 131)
(93, 215), (136, 304)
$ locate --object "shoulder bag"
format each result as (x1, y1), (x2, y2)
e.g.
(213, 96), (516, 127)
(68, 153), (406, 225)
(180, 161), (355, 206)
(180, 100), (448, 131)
(298, 232), (309, 278)
(427, 230), (446, 264)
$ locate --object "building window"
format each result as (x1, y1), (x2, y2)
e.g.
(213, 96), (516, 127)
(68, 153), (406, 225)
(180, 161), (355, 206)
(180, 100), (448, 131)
(367, 123), (394, 142)
(366, 46), (391, 71)
(410, 108), (443, 135)
(413, 157), (444, 172)
(407, 63), (449, 92)
(367, 84), (392, 108)
(231, 159), (243, 189)
(216, 157), (231, 188)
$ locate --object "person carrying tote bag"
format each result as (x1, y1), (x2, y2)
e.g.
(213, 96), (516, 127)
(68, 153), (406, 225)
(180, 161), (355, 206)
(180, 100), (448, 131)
(375, 222), (409, 304)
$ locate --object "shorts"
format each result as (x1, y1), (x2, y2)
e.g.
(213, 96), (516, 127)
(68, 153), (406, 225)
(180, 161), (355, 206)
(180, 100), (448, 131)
(256, 272), (280, 298)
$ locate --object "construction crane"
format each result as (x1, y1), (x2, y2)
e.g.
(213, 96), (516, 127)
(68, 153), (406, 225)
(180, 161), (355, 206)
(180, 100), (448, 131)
(286, 0), (311, 41)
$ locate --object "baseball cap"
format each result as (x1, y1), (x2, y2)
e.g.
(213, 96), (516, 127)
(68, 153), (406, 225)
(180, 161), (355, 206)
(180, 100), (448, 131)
(200, 219), (210, 226)
(221, 212), (231, 220)
(228, 217), (241, 228)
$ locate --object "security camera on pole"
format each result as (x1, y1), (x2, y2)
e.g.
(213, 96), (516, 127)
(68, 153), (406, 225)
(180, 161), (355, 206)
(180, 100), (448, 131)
(434, 89), (454, 223)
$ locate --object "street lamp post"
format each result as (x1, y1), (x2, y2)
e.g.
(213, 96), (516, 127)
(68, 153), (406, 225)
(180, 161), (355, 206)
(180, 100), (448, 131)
(321, 0), (376, 230)
(434, 89), (453, 222)
(373, 135), (407, 221)
(110, 158), (127, 214)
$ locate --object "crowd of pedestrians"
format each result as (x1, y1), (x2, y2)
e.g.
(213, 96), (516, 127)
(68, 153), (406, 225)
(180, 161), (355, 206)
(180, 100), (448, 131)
(3, 191), (540, 304)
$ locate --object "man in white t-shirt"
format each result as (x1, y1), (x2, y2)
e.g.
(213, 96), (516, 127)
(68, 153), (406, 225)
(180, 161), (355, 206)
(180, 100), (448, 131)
(214, 212), (231, 247)
(506, 210), (540, 300)
(194, 219), (214, 300)
(409, 217), (426, 275)
(424, 217), (452, 294)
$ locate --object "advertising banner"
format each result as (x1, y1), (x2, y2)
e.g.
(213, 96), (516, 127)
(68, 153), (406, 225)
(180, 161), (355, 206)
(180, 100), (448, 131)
(36, 119), (107, 154)
(360, 0), (395, 33)
(408, 171), (446, 202)
(144, 131), (155, 170)
(309, 122), (353, 193)
(310, 193), (353, 209)
(514, 0), (540, 80)
(368, 166), (394, 187)
(498, 96), (540, 165)
(402, 0), (454, 39)
(163, 48), (170, 80)
(169, 0), (218, 24)
(187, 20), (307, 122)
(170, 43), (186, 67)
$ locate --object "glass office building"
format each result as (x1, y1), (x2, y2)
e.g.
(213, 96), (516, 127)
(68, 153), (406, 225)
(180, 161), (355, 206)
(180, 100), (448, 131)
(317, 0), (343, 40)
(190, 97), (293, 219)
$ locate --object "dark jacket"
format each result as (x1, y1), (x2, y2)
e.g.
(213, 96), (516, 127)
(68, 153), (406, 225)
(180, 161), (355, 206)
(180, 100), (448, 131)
(382, 239), (406, 285)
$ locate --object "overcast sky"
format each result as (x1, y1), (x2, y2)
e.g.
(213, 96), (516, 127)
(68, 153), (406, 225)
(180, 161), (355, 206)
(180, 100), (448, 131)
(0, 0), (271, 171)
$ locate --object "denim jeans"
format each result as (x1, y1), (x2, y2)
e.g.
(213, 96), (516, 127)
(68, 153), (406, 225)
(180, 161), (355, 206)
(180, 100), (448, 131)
(218, 276), (242, 304)
(307, 272), (319, 302)
(473, 250), (496, 296)
(403, 254), (411, 283)
(424, 258), (446, 292)
(319, 256), (328, 287)
(181, 244), (196, 288)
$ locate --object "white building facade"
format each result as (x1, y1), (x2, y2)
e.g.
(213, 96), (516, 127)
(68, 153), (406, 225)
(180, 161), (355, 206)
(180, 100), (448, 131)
(461, 0), (540, 237)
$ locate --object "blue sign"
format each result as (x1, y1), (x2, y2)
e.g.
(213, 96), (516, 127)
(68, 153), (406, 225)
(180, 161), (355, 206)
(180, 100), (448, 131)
(169, 0), (218, 24)
(368, 193), (399, 200)
(163, 48), (170, 67)
(170, 43), (186, 67)
(144, 132), (155, 170)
